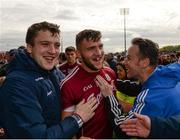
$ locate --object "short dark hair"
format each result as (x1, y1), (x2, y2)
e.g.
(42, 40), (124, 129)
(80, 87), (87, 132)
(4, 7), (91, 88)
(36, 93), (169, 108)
(131, 37), (159, 66)
(25, 21), (60, 46)
(76, 29), (102, 49)
(65, 46), (76, 53)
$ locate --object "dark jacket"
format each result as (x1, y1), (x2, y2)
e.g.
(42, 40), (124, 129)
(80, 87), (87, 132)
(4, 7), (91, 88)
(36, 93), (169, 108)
(116, 79), (141, 96)
(0, 49), (79, 138)
(149, 116), (180, 138)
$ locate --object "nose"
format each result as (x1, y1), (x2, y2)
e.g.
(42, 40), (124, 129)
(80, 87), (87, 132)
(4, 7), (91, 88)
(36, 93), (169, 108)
(48, 45), (56, 54)
(95, 47), (101, 56)
(124, 57), (128, 65)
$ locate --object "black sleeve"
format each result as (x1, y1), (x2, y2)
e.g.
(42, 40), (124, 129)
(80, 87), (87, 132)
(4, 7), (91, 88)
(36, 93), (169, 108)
(116, 79), (142, 96)
(105, 96), (131, 139)
(149, 116), (180, 138)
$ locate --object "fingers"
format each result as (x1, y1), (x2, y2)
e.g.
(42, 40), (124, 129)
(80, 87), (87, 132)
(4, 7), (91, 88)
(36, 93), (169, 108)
(95, 75), (114, 97)
(111, 80), (114, 87)
(85, 97), (98, 112)
(95, 79), (100, 87)
(87, 97), (97, 106)
(121, 118), (137, 125)
(121, 128), (137, 133)
(91, 102), (98, 111)
(134, 113), (146, 120)
(134, 113), (144, 120)
(96, 75), (109, 86)
(120, 120), (139, 137)
(77, 99), (85, 106)
(126, 132), (138, 137)
(120, 119), (137, 133)
(120, 123), (137, 129)
(90, 112), (95, 118)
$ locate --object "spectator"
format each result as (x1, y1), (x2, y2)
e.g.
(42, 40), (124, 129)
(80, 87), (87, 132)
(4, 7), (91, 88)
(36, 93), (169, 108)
(59, 46), (78, 76)
(115, 63), (127, 80)
(106, 53), (117, 71)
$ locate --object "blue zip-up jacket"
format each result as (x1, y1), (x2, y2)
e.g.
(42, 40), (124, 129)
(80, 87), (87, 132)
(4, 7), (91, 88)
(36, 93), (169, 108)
(0, 49), (79, 138)
(136, 62), (180, 117)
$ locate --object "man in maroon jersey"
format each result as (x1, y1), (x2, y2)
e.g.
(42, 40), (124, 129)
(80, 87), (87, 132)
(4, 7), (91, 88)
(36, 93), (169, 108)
(59, 46), (78, 76)
(60, 29), (116, 139)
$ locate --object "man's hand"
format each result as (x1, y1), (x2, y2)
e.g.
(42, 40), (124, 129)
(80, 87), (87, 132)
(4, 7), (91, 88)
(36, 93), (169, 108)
(120, 113), (151, 138)
(95, 75), (114, 97)
(74, 97), (98, 123)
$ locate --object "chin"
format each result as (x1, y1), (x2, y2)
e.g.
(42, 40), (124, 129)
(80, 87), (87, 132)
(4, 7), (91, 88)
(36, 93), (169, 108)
(43, 65), (54, 70)
(96, 66), (103, 70)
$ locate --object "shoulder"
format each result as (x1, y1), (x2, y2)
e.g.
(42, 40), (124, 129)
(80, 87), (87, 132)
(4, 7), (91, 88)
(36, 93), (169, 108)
(102, 66), (116, 79)
(103, 66), (115, 73)
(4, 70), (45, 93)
(60, 66), (80, 89)
(7, 70), (35, 83)
(59, 62), (67, 68)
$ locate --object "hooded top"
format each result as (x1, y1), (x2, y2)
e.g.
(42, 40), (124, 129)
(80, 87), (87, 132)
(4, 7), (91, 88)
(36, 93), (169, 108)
(0, 49), (79, 138)
(130, 62), (180, 118)
(137, 62), (180, 117)
(143, 63), (180, 90)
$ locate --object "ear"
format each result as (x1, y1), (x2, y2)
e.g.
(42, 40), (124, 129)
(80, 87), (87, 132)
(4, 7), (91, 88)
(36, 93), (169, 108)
(140, 58), (150, 68)
(26, 44), (32, 54)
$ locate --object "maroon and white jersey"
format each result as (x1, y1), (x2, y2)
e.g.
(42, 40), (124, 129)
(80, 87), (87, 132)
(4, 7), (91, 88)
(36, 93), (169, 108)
(59, 61), (79, 76)
(60, 65), (116, 139)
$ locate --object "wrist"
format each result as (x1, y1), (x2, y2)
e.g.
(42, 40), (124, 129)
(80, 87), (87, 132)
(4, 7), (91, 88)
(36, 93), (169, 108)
(71, 113), (84, 128)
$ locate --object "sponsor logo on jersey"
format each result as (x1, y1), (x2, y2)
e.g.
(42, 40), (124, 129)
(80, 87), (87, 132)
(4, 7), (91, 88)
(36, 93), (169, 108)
(83, 84), (93, 92)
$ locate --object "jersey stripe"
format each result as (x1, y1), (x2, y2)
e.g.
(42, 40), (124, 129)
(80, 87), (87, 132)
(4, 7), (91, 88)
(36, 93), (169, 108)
(60, 66), (79, 89)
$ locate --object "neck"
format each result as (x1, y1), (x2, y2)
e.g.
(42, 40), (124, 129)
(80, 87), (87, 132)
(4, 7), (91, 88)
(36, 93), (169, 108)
(67, 61), (76, 65)
(81, 63), (100, 73)
(139, 66), (156, 84)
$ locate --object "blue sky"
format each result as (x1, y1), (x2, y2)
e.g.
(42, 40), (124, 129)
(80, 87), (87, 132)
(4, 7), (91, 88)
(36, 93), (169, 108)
(0, 0), (180, 52)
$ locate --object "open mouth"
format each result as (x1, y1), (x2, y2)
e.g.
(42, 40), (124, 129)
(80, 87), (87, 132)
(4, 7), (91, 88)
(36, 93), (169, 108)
(44, 56), (55, 63)
(92, 57), (102, 62)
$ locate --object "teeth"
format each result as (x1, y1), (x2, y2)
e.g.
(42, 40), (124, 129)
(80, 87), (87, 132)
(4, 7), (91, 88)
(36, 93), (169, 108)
(96, 58), (100, 61)
(44, 56), (55, 61)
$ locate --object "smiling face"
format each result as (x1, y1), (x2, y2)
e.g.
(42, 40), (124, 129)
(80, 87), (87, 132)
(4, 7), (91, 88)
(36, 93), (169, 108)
(116, 64), (127, 80)
(124, 45), (143, 79)
(77, 38), (104, 72)
(27, 30), (60, 70)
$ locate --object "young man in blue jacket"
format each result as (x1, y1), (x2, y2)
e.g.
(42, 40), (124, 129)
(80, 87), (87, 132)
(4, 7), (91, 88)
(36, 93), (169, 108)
(0, 21), (98, 138)
(95, 38), (180, 138)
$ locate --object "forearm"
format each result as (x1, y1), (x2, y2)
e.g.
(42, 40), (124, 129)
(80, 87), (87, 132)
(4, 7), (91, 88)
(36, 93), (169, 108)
(116, 79), (141, 96)
(105, 95), (132, 138)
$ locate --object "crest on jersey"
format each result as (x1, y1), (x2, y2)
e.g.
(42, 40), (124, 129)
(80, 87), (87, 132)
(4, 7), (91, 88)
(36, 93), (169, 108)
(105, 73), (111, 81)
